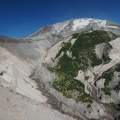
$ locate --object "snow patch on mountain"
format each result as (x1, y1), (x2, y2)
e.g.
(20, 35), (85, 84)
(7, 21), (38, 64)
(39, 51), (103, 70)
(107, 26), (119, 29)
(73, 19), (91, 30)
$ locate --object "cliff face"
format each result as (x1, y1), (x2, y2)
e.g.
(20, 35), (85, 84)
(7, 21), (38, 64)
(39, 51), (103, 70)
(0, 18), (120, 120)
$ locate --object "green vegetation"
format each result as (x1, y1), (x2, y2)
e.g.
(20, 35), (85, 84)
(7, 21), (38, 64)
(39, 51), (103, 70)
(110, 102), (117, 109)
(102, 43), (112, 63)
(48, 30), (116, 103)
(71, 30), (111, 51)
(52, 74), (93, 104)
(53, 53), (93, 103)
(85, 76), (89, 81)
(115, 63), (120, 72)
(100, 65), (119, 96)
(55, 42), (71, 59)
(70, 30), (112, 70)
(101, 87), (111, 95)
(101, 68), (114, 86)
(55, 53), (79, 77)
(71, 47), (102, 71)
(72, 33), (80, 38)
(109, 32), (119, 40)
(43, 63), (55, 72)
(76, 92), (93, 103)
(55, 30), (113, 71)
(52, 77), (84, 98)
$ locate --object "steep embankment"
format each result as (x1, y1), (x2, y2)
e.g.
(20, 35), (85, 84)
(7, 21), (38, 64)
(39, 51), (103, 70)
(0, 36), (75, 120)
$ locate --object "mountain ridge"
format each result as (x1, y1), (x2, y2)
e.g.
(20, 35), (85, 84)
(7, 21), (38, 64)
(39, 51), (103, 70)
(27, 18), (120, 38)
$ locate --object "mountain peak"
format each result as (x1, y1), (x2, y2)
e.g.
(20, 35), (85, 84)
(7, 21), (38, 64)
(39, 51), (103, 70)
(27, 18), (120, 39)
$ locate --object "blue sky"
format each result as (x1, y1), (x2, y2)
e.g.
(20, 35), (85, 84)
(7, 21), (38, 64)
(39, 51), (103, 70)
(0, 0), (120, 38)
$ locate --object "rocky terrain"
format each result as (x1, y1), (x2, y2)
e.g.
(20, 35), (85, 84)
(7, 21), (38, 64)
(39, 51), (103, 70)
(0, 18), (120, 120)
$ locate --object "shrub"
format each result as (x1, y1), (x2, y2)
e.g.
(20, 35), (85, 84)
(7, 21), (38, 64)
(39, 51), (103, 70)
(101, 87), (111, 95)
(102, 69), (114, 86)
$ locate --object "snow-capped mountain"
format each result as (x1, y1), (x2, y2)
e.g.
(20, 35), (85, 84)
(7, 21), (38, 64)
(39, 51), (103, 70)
(28, 18), (120, 37)
(0, 18), (120, 120)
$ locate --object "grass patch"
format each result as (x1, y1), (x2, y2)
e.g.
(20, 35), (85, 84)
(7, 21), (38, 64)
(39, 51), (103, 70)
(101, 87), (111, 95)
(76, 92), (93, 103)
(52, 74), (93, 104)
(55, 53), (79, 77)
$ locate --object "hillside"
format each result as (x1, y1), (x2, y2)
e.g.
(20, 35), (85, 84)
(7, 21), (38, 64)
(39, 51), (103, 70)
(0, 18), (120, 120)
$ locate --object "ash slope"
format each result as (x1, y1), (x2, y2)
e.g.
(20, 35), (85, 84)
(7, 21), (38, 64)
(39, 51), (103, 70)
(0, 18), (120, 120)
